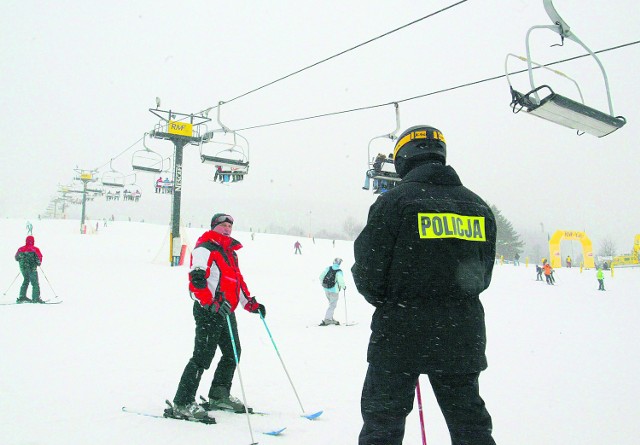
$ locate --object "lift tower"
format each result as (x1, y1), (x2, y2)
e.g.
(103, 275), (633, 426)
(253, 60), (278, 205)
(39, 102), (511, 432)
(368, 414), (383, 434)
(148, 108), (210, 265)
(73, 168), (101, 234)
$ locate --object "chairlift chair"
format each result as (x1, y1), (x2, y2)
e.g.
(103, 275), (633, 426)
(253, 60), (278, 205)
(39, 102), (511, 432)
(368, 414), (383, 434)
(131, 133), (167, 173)
(101, 159), (125, 188)
(506, 0), (626, 137)
(121, 173), (143, 202)
(365, 103), (401, 191)
(200, 101), (250, 178)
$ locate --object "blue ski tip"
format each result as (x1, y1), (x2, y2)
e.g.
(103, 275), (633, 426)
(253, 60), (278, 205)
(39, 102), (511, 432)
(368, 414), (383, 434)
(303, 410), (323, 420)
(264, 427), (287, 436)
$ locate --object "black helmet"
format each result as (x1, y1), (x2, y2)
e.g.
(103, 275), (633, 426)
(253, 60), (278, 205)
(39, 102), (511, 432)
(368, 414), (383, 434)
(393, 125), (446, 178)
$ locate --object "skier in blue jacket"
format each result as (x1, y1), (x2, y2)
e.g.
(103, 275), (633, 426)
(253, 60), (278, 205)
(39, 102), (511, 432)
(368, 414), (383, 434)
(318, 258), (346, 325)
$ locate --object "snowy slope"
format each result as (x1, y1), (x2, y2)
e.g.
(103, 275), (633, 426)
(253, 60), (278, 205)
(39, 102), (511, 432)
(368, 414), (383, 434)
(1, 218), (638, 445)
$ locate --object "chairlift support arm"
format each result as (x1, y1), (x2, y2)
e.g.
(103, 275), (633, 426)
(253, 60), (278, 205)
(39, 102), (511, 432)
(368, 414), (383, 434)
(526, 0), (615, 116)
(367, 103), (400, 168)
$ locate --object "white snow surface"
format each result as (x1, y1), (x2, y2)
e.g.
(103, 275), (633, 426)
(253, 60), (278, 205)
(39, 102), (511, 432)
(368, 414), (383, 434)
(1, 218), (638, 445)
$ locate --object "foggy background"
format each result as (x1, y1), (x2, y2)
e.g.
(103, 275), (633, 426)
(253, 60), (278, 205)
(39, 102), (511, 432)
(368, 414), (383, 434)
(2, 0), (638, 255)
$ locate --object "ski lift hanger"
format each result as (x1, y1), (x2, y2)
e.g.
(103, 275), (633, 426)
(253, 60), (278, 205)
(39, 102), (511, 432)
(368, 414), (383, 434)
(506, 0), (626, 137)
(366, 103), (401, 183)
(131, 133), (167, 173)
(200, 101), (250, 171)
(101, 159), (126, 188)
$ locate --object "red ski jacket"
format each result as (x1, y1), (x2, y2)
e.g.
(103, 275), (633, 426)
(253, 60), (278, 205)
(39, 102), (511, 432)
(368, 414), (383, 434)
(188, 230), (258, 313)
(15, 236), (43, 265)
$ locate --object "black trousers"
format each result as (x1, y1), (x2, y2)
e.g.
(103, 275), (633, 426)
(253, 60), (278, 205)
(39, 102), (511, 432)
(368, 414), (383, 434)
(173, 303), (240, 405)
(359, 364), (496, 445)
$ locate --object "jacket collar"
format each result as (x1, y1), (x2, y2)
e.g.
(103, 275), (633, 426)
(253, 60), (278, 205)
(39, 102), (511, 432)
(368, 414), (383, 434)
(198, 230), (243, 251)
(401, 162), (462, 186)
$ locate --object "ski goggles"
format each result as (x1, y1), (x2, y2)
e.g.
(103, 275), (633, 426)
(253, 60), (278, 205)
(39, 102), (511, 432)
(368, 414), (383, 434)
(212, 214), (234, 226)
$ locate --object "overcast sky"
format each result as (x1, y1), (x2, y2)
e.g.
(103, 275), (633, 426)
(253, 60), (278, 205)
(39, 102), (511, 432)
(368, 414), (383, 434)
(2, 0), (638, 251)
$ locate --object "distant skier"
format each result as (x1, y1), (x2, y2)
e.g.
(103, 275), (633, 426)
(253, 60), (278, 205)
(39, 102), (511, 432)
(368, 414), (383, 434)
(535, 264), (544, 281)
(514, 252), (520, 266)
(318, 258), (346, 326)
(14, 236), (43, 303)
(543, 262), (554, 285)
(566, 255), (572, 268)
(597, 267), (605, 291)
(294, 241), (302, 255)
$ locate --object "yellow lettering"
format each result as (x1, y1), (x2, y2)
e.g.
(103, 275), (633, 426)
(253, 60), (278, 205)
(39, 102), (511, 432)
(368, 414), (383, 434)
(417, 213), (486, 241)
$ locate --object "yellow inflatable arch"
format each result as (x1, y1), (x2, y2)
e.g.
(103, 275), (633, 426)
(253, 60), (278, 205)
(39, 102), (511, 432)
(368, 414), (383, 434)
(548, 230), (595, 269)
(634, 234), (640, 259)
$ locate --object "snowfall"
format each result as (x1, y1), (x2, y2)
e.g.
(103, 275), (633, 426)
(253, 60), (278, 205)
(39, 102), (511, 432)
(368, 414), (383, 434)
(1, 217), (638, 445)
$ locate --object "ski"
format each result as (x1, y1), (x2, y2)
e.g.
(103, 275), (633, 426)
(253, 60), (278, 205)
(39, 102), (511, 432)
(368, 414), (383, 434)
(0, 300), (62, 306)
(307, 322), (358, 328)
(199, 396), (306, 434)
(265, 427), (287, 436)
(198, 395), (268, 415)
(302, 410), (323, 420)
(123, 399), (293, 436)
(122, 401), (217, 425)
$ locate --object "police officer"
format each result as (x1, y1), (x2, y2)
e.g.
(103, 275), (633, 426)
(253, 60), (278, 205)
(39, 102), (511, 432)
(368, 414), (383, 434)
(352, 125), (497, 445)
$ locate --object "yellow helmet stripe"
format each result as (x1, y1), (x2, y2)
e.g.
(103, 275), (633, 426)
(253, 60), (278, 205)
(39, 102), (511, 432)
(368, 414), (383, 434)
(393, 129), (446, 159)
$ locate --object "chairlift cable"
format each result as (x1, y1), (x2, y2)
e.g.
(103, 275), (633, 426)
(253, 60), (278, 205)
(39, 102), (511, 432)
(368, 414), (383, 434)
(92, 40), (638, 175)
(93, 135), (144, 172)
(234, 40), (640, 132)
(195, 0), (470, 116)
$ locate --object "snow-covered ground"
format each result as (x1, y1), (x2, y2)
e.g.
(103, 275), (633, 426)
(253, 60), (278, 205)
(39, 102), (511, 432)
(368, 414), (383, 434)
(1, 218), (638, 445)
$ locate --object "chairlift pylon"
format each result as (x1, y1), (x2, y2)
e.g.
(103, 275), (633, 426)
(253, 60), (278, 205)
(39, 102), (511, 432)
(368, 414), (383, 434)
(506, 0), (626, 137)
(363, 103), (401, 193)
(200, 101), (250, 180)
(131, 133), (167, 173)
(101, 159), (126, 188)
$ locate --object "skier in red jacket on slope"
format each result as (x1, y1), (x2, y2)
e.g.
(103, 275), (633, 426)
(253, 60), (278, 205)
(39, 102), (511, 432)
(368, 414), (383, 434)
(170, 213), (266, 421)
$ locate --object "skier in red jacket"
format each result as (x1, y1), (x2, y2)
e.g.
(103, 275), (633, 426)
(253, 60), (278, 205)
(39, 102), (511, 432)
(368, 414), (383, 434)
(170, 213), (266, 421)
(15, 236), (43, 303)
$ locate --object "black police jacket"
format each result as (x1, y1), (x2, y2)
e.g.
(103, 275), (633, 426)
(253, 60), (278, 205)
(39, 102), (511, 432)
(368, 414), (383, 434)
(352, 162), (497, 373)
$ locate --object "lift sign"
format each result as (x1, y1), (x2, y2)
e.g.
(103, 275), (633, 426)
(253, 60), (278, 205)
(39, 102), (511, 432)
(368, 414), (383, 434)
(168, 120), (193, 137)
(418, 213), (486, 241)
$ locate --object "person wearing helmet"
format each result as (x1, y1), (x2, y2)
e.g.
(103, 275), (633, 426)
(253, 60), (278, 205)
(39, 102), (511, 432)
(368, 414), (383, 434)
(318, 257), (346, 326)
(352, 126), (497, 445)
(170, 212), (266, 422)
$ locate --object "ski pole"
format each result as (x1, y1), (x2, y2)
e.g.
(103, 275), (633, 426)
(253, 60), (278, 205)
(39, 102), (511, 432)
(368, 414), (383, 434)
(224, 314), (257, 445)
(259, 313), (308, 414)
(38, 266), (59, 298)
(3, 273), (21, 296)
(343, 288), (349, 325)
(416, 379), (427, 445)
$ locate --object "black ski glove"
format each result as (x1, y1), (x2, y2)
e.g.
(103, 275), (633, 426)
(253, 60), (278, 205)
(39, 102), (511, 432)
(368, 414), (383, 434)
(189, 269), (207, 289)
(211, 293), (232, 317)
(250, 303), (266, 318)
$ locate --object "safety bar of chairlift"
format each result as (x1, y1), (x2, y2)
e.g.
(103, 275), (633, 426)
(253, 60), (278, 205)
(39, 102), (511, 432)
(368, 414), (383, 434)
(200, 155), (249, 168)
(102, 181), (125, 188)
(132, 164), (163, 174)
(370, 173), (401, 182)
(505, 53), (585, 105)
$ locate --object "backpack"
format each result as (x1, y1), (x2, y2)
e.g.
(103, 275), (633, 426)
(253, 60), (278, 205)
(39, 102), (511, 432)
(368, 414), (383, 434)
(322, 268), (340, 289)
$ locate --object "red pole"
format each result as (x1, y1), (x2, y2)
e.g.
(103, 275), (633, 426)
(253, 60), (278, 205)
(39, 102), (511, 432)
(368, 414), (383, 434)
(416, 379), (427, 445)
